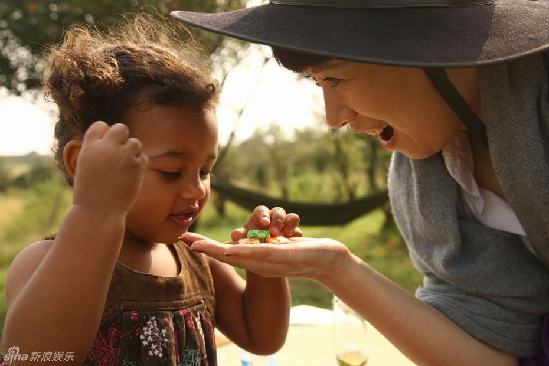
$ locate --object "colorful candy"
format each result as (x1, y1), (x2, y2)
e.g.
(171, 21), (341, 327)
(247, 229), (270, 242)
(236, 229), (291, 244)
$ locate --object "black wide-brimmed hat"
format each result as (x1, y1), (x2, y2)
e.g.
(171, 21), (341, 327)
(171, 0), (549, 67)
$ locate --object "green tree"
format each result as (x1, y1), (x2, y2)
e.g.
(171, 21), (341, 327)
(0, 157), (9, 192)
(10, 155), (55, 189)
(0, 0), (246, 94)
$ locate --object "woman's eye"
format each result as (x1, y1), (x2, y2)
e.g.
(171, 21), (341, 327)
(323, 77), (341, 88)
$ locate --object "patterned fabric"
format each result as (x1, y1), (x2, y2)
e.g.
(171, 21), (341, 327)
(86, 307), (215, 366)
(83, 241), (217, 366)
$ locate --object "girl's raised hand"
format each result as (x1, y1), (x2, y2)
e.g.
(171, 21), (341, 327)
(230, 205), (303, 241)
(73, 121), (148, 214)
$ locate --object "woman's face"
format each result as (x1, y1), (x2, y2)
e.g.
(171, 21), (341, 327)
(304, 60), (481, 159)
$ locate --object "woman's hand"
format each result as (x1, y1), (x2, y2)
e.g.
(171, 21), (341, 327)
(230, 205), (303, 241)
(181, 232), (351, 283)
(73, 121), (148, 215)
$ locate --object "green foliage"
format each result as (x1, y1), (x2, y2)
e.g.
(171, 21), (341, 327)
(0, 0), (246, 94)
(0, 176), (71, 250)
(0, 157), (9, 192)
(9, 155), (55, 189)
(0, 175), (71, 333)
(219, 126), (392, 203)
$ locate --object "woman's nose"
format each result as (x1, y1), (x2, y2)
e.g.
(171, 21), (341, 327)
(323, 91), (357, 129)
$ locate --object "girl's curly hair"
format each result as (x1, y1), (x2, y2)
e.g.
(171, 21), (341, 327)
(43, 13), (218, 183)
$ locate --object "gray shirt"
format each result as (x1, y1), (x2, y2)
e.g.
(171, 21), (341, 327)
(388, 53), (549, 357)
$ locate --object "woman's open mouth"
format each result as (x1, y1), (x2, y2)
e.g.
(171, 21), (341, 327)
(378, 125), (395, 148)
(379, 125), (394, 142)
(359, 123), (396, 148)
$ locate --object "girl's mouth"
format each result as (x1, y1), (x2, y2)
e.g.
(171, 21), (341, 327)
(169, 212), (195, 228)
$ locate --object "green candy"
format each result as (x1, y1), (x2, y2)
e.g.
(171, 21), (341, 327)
(247, 229), (270, 242)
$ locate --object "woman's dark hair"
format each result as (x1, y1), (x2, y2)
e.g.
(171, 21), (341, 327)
(272, 47), (331, 73)
(43, 13), (218, 184)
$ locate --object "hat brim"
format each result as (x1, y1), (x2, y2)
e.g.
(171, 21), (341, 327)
(171, 0), (549, 67)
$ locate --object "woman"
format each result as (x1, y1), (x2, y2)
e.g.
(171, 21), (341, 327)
(173, 1), (549, 365)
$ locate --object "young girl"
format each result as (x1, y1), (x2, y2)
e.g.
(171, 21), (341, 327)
(0, 15), (291, 365)
(173, 1), (549, 366)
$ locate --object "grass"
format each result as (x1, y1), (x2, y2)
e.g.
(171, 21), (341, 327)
(0, 196), (23, 228)
(0, 185), (422, 337)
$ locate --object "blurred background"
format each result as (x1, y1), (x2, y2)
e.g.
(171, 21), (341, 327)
(0, 0), (422, 337)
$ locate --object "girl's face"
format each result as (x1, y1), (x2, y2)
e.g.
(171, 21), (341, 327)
(123, 102), (218, 245)
(305, 60), (481, 159)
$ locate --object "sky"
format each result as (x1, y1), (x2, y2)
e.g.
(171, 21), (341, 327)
(0, 43), (324, 156)
(0, 91), (56, 156)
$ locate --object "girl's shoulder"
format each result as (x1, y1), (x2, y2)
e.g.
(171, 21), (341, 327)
(4, 239), (54, 309)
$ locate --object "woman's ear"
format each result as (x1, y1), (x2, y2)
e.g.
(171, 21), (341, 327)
(63, 139), (82, 179)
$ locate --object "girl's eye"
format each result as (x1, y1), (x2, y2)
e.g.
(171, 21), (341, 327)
(200, 171), (213, 180)
(157, 170), (181, 179)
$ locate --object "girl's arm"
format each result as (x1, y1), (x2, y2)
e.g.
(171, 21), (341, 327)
(207, 256), (290, 355)
(0, 122), (147, 363)
(186, 238), (518, 366)
(182, 206), (296, 355)
(0, 208), (127, 363)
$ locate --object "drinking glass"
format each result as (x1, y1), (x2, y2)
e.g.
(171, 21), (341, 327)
(333, 296), (369, 366)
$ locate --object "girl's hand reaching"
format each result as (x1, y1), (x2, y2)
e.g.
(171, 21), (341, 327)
(230, 205), (303, 241)
(73, 121), (148, 214)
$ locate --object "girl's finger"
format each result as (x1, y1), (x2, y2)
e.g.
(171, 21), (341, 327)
(241, 205), (270, 231)
(104, 123), (130, 144)
(281, 213), (300, 237)
(291, 227), (303, 237)
(231, 227), (247, 241)
(252, 205), (271, 227)
(125, 137), (143, 156)
(269, 207), (287, 236)
(83, 121), (109, 144)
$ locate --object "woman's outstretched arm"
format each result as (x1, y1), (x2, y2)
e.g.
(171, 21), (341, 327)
(182, 236), (517, 366)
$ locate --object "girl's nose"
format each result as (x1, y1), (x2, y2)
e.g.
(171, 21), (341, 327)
(180, 175), (207, 200)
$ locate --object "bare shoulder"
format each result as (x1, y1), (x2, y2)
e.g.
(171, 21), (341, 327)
(5, 239), (54, 307)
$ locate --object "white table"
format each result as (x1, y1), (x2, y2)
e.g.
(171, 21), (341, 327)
(216, 305), (416, 366)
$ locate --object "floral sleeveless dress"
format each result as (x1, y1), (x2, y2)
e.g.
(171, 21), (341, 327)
(83, 242), (217, 366)
(0, 242), (216, 366)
